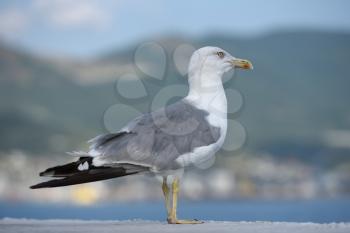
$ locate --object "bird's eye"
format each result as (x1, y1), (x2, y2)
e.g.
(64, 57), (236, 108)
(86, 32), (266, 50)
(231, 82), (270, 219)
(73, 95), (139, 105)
(216, 51), (225, 58)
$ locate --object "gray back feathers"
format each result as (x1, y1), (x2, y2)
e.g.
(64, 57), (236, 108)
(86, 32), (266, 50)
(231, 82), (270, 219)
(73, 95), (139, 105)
(91, 100), (221, 170)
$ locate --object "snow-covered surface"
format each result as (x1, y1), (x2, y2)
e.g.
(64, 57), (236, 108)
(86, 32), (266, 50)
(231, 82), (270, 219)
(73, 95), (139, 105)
(1, 218), (349, 233)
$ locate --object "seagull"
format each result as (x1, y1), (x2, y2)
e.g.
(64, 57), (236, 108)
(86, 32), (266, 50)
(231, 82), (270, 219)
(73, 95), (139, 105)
(31, 46), (253, 224)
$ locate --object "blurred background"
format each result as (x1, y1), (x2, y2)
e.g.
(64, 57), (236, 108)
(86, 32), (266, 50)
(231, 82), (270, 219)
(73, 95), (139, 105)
(1, 0), (350, 223)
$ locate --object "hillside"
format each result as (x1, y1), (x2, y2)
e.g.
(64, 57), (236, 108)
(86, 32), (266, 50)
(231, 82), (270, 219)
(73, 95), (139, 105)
(1, 31), (350, 157)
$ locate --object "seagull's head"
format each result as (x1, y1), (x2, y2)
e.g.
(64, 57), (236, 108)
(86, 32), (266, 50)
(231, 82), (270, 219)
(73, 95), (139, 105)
(188, 46), (253, 77)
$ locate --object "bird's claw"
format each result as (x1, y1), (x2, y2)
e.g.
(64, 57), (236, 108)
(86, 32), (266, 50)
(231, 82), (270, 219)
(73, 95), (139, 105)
(167, 218), (204, 224)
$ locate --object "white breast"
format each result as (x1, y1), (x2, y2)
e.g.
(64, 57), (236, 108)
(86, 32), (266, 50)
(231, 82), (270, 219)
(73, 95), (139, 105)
(176, 84), (228, 168)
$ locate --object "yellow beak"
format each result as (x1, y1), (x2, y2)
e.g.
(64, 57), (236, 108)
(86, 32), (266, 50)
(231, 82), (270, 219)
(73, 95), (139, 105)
(231, 58), (254, 70)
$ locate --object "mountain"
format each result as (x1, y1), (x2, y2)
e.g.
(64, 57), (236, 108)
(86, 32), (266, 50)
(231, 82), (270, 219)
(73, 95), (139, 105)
(199, 31), (350, 150)
(1, 31), (350, 157)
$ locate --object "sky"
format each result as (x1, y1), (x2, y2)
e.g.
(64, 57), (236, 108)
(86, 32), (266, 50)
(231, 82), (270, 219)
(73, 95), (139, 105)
(0, 0), (349, 57)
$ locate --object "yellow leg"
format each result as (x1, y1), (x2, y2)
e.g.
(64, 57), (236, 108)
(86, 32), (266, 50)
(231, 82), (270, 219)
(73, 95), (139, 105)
(162, 177), (171, 217)
(170, 178), (179, 221)
(167, 178), (203, 224)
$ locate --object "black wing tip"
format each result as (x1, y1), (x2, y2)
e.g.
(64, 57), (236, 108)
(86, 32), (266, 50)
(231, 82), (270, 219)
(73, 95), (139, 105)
(39, 170), (56, 177)
(30, 183), (45, 189)
(30, 164), (144, 190)
(30, 178), (64, 189)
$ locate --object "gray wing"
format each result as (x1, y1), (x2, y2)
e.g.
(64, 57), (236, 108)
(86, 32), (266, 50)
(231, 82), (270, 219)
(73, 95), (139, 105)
(89, 100), (221, 170)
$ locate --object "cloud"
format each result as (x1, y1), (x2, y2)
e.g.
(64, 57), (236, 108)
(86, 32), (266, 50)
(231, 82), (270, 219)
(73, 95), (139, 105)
(33, 0), (110, 29)
(0, 8), (28, 39)
(0, 0), (112, 40)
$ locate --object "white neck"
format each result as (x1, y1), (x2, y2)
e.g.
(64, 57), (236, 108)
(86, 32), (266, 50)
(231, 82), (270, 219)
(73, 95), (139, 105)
(184, 70), (227, 117)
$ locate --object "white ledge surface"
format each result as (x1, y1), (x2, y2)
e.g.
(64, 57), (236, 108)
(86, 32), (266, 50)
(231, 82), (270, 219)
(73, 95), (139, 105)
(1, 218), (350, 233)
